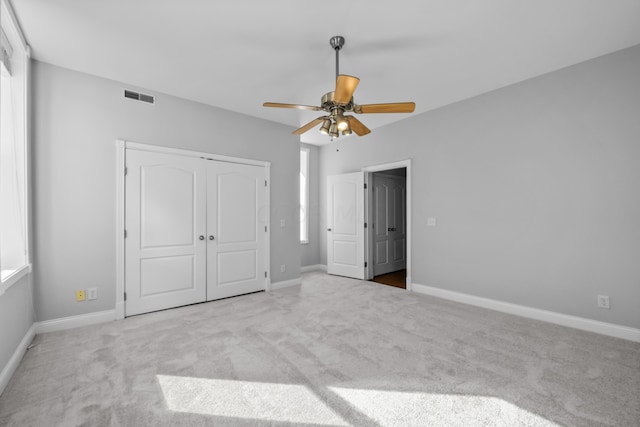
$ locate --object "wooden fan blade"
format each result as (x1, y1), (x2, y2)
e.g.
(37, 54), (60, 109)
(354, 102), (415, 114)
(346, 116), (371, 136)
(292, 117), (326, 135)
(334, 75), (360, 104)
(263, 102), (322, 111)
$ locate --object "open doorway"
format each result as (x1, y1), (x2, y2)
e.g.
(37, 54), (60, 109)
(367, 168), (407, 289)
(363, 160), (412, 291)
(325, 160), (411, 290)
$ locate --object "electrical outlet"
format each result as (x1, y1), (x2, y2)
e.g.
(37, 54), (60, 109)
(280, 264), (286, 273)
(427, 217), (437, 227)
(597, 295), (610, 309)
(76, 290), (86, 302)
(87, 287), (98, 300)
(280, 219), (286, 228)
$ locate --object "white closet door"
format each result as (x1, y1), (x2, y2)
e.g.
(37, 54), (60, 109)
(390, 180), (407, 272)
(372, 174), (407, 276)
(125, 150), (207, 316)
(206, 161), (267, 300)
(372, 175), (393, 276)
(327, 172), (365, 279)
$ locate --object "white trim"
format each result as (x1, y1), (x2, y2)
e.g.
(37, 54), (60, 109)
(300, 147), (310, 244)
(124, 141), (269, 167)
(0, 0), (28, 53)
(115, 140), (125, 319)
(0, 264), (31, 296)
(265, 163), (271, 291)
(301, 264), (327, 273)
(0, 324), (35, 396)
(271, 278), (302, 290)
(412, 283), (640, 342)
(362, 159), (412, 290)
(115, 301), (125, 320)
(35, 310), (116, 334)
(1, 0), (31, 297)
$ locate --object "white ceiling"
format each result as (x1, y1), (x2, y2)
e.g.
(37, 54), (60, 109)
(11, 0), (640, 145)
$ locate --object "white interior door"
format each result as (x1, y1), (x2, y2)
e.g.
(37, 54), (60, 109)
(372, 174), (406, 276)
(206, 161), (267, 300)
(372, 175), (393, 276)
(390, 178), (407, 271)
(327, 172), (365, 279)
(125, 149), (207, 316)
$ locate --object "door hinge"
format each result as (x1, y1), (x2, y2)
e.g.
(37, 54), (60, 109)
(265, 271), (267, 278)
(364, 222), (367, 229)
(265, 226), (267, 232)
(124, 230), (127, 238)
(124, 167), (128, 176)
(364, 183), (367, 189)
(124, 292), (127, 301)
(365, 261), (368, 268)
(265, 180), (267, 187)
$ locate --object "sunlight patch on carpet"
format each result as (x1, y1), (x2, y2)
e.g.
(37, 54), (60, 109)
(157, 375), (348, 426)
(328, 387), (560, 426)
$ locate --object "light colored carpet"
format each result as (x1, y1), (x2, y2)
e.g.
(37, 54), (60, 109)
(0, 271), (638, 426)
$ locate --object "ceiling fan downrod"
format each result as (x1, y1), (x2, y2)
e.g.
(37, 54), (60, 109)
(330, 35), (345, 80)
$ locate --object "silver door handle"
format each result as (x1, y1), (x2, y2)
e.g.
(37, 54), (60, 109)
(199, 235), (205, 240)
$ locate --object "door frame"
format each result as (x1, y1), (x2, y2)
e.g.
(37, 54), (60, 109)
(363, 159), (412, 291)
(115, 140), (271, 319)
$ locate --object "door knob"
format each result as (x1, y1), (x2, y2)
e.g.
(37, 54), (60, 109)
(327, 228), (332, 231)
(209, 235), (214, 240)
(388, 227), (396, 231)
(199, 235), (205, 240)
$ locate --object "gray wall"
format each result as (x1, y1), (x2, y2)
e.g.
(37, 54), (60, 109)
(319, 45), (640, 329)
(0, 276), (34, 380)
(300, 143), (321, 267)
(32, 61), (300, 322)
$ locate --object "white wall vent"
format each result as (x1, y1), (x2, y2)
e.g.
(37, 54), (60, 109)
(124, 89), (155, 104)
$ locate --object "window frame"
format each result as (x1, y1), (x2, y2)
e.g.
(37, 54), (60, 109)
(0, 0), (31, 296)
(300, 147), (309, 244)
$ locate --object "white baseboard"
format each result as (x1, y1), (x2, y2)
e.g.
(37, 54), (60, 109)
(412, 283), (640, 342)
(0, 324), (35, 396)
(35, 309), (117, 334)
(301, 264), (327, 273)
(271, 277), (302, 290)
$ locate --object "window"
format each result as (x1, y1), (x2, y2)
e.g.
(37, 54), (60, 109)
(1, 0), (29, 292)
(300, 148), (309, 243)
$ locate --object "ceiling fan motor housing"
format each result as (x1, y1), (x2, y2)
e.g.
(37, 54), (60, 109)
(321, 91), (354, 113)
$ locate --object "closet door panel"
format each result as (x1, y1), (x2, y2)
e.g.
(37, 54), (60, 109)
(207, 162), (266, 301)
(125, 149), (207, 316)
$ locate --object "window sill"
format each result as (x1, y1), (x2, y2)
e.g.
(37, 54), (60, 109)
(0, 264), (31, 296)
(300, 241), (309, 245)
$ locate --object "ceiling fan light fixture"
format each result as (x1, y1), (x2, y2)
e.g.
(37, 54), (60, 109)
(329, 122), (339, 138)
(319, 118), (332, 135)
(335, 112), (349, 131)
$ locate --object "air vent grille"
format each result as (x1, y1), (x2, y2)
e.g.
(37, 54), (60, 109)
(124, 89), (155, 104)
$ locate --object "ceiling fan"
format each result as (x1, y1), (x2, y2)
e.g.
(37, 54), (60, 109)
(263, 36), (415, 138)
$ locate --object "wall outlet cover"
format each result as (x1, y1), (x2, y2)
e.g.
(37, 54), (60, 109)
(87, 287), (98, 300)
(597, 295), (610, 309)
